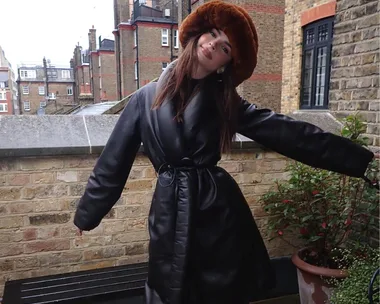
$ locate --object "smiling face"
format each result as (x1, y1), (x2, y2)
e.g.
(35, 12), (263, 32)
(194, 28), (232, 79)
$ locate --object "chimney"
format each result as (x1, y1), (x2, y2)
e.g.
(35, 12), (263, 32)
(88, 26), (97, 52)
(74, 45), (82, 65)
(114, 0), (130, 27)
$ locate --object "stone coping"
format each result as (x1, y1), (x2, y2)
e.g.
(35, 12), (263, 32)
(0, 111), (342, 157)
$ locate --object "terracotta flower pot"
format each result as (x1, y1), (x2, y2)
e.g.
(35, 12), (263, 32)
(291, 248), (348, 304)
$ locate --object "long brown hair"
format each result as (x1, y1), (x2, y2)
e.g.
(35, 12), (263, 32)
(152, 34), (240, 152)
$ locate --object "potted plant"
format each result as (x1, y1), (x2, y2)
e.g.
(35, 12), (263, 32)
(330, 247), (379, 304)
(260, 114), (379, 304)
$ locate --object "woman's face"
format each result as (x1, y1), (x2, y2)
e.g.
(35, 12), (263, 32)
(196, 28), (232, 77)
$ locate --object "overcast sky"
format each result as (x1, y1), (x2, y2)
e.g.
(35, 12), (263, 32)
(1, 0), (114, 72)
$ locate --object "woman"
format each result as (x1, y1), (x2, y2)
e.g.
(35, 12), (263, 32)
(74, 1), (376, 304)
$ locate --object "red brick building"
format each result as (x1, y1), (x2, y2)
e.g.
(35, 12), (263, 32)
(72, 27), (117, 103)
(113, 0), (179, 99)
(71, 45), (92, 104)
(17, 59), (75, 115)
(0, 46), (18, 115)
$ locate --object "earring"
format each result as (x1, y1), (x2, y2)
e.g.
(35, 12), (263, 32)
(217, 66), (225, 74)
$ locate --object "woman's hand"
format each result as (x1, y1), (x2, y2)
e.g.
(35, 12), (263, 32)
(77, 229), (83, 236)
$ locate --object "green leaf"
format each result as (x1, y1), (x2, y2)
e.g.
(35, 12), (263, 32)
(301, 215), (313, 223)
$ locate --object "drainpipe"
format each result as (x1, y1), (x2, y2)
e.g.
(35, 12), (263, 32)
(135, 24), (140, 89)
(170, 0), (174, 61)
(43, 57), (49, 105)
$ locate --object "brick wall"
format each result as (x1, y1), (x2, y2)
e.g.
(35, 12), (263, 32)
(281, 0), (335, 113)
(138, 23), (179, 86)
(90, 53), (101, 102)
(329, 0), (379, 149)
(0, 149), (292, 296)
(119, 25), (136, 96)
(99, 52), (117, 101)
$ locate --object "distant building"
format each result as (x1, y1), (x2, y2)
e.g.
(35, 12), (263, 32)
(0, 46), (18, 115)
(17, 59), (75, 115)
(71, 26), (117, 103)
(113, 0), (179, 100)
(71, 45), (92, 104)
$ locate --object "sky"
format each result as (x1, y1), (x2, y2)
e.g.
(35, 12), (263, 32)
(0, 0), (114, 72)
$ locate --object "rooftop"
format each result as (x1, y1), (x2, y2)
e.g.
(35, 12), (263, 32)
(71, 101), (119, 115)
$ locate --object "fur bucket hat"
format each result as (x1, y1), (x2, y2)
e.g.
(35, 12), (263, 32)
(179, 0), (259, 87)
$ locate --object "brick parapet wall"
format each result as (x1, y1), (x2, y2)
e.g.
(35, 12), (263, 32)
(0, 150), (292, 296)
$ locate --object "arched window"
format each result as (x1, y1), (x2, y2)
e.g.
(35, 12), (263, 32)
(300, 17), (334, 109)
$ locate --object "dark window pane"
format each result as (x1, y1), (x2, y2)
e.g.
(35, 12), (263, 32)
(315, 47), (327, 106)
(302, 88), (312, 107)
(315, 86), (325, 107)
(306, 29), (315, 44)
(302, 49), (314, 107)
(318, 24), (329, 41)
(304, 50), (313, 69)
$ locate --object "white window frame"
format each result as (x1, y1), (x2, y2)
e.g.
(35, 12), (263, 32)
(0, 91), (6, 100)
(48, 92), (56, 100)
(24, 101), (30, 111)
(161, 29), (169, 46)
(38, 86), (45, 95)
(174, 29), (179, 49)
(40, 100), (46, 107)
(162, 62), (168, 71)
(61, 70), (71, 79)
(0, 103), (8, 112)
(22, 86), (29, 95)
(133, 29), (137, 47)
(0, 82), (5, 88)
(134, 62), (138, 80)
(20, 70), (36, 79)
(67, 86), (73, 95)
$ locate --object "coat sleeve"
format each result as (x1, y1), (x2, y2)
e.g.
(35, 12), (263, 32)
(74, 93), (141, 231)
(237, 99), (374, 178)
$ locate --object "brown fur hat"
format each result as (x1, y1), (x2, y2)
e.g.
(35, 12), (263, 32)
(179, 0), (258, 87)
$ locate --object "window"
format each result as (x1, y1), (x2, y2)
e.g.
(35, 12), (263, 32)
(139, 0), (146, 4)
(301, 17), (334, 109)
(22, 86), (29, 95)
(40, 100), (46, 107)
(20, 70), (36, 78)
(38, 86), (45, 95)
(134, 29), (137, 47)
(174, 30), (179, 49)
(61, 70), (71, 79)
(0, 103), (7, 112)
(134, 62), (138, 80)
(162, 62), (168, 71)
(161, 29), (169, 46)
(49, 92), (56, 99)
(67, 86), (73, 95)
(47, 69), (57, 78)
(0, 82), (5, 88)
(0, 92), (5, 100)
(24, 101), (30, 111)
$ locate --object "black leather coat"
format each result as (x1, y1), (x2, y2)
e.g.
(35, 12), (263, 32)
(74, 69), (373, 304)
